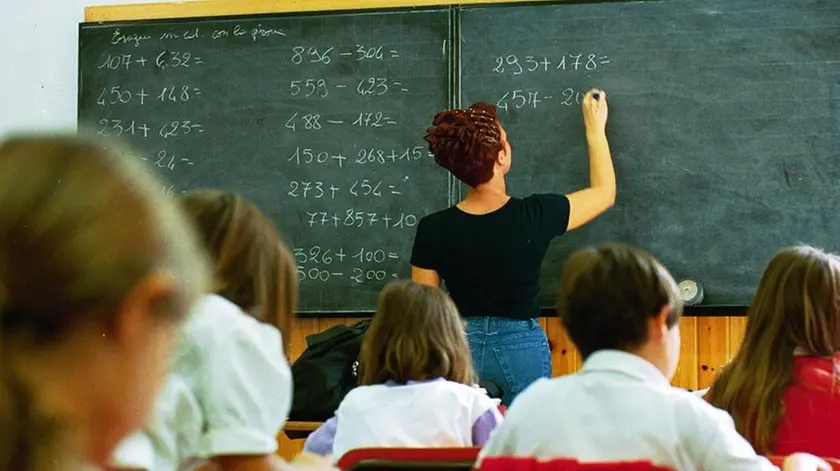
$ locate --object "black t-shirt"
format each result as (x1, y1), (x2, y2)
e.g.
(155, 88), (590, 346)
(410, 194), (571, 320)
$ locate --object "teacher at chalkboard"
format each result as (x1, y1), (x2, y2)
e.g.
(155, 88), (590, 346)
(410, 89), (615, 405)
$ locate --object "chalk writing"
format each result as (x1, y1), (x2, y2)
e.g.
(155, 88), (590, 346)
(288, 181), (331, 199)
(287, 146), (429, 167)
(295, 244), (401, 284)
(110, 29), (152, 48)
(159, 120), (204, 138)
(352, 112), (397, 127)
(149, 150), (193, 171)
(352, 248), (399, 264)
(295, 266), (398, 284)
(96, 86), (149, 106)
(158, 86), (201, 103)
(294, 246), (346, 265)
(290, 45), (401, 64)
(356, 77), (410, 96)
(291, 46), (334, 65)
(287, 179), (403, 199)
(157, 184), (187, 198)
(155, 51), (204, 70)
(285, 113), (323, 131)
(496, 88), (586, 111)
(96, 54), (148, 70)
(491, 53), (610, 75)
(355, 45), (400, 61)
(288, 147), (348, 166)
(356, 146), (427, 164)
(350, 268), (393, 283)
(290, 79), (329, 98)
(305, 209), (417, 229)
(80, 17), (446, 303)
(349, 179), (402, 197)
(152, 24), (286, 42)
(97, 119), (151, 138)
(160, 28), (200, 41)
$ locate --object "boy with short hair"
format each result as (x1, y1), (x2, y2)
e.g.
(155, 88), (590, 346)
(478, 244), (828, 471)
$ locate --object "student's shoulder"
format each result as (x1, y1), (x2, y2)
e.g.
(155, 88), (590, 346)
(182, 294), (283, 350)
(338, 384), (389, 411)
(436, 381), (500, 404)
(503, 377), (565, 414)
(665, 385), (735, 432)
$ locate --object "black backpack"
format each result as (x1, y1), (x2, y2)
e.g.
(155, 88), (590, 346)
(289, 319), (371, 422)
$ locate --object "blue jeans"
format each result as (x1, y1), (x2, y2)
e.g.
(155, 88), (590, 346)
(465, 317), (551, 406)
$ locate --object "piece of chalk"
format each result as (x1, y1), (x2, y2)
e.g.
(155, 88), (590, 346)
(592, 93), (600, 100)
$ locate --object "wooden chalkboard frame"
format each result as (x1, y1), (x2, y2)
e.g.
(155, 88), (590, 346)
(84, 0), (582, 22)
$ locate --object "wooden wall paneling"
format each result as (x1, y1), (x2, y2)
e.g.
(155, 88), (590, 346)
(277, 433), (304, 460)
(672, 317), (698, 390)
(543, 316), (581, 377)
(728, 316), (747, 359)
(287, 318), (321, 362)
(696, 318), (731, 389)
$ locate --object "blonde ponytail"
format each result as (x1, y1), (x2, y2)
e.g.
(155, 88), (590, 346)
(0, 135), (208, 471)
(0, 284), (77, 471)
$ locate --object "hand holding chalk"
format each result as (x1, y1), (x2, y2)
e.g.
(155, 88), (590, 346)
(582, 88), (608, 134)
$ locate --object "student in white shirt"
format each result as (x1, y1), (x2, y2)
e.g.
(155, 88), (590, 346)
(304, 280), (503, 462)
(112, 190), (298, 471)
(478, 243), (830, 471)
(0, 136), (209, 471)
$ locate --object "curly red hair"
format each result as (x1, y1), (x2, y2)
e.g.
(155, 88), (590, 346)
(423, 102), (503, 188)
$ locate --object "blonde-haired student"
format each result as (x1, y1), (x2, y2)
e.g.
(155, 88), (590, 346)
(304, 280), (502, 461)
(707, 245), (840, 458)
(112, 190), (297, 471)
(0, 135), (209, 471)
(478, 244), (829, 471)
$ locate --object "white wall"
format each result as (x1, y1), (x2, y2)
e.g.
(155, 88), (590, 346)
(0, 0), (201, 137)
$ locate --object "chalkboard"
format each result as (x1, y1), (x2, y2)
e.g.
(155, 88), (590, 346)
(78, 9), (453, 312)
(460, 0), (840, 306)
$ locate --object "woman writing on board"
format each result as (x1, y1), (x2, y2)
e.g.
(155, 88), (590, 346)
(411, 89), (615, 405)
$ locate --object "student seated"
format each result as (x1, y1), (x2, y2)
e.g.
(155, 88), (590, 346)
(112, 190), (297, 471)
(478, 244), (829, 471)
(0, 135), (209, 470)
(304, 280), (503, 461)
(706, 245), (840, 458)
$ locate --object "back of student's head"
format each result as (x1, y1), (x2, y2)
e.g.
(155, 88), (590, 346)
(360, 280), (475, 386)
(179, 189), (297, 343)
(557, 244), (682, 359)
(706, 245), (840, 454)
(0, 135), (208, 470)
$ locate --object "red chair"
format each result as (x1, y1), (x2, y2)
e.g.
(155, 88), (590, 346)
(337, 447), (481, 471)
(766, 455), (840, 469)
(473, 457), (576, 471)
(475, 457), (675, 471)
